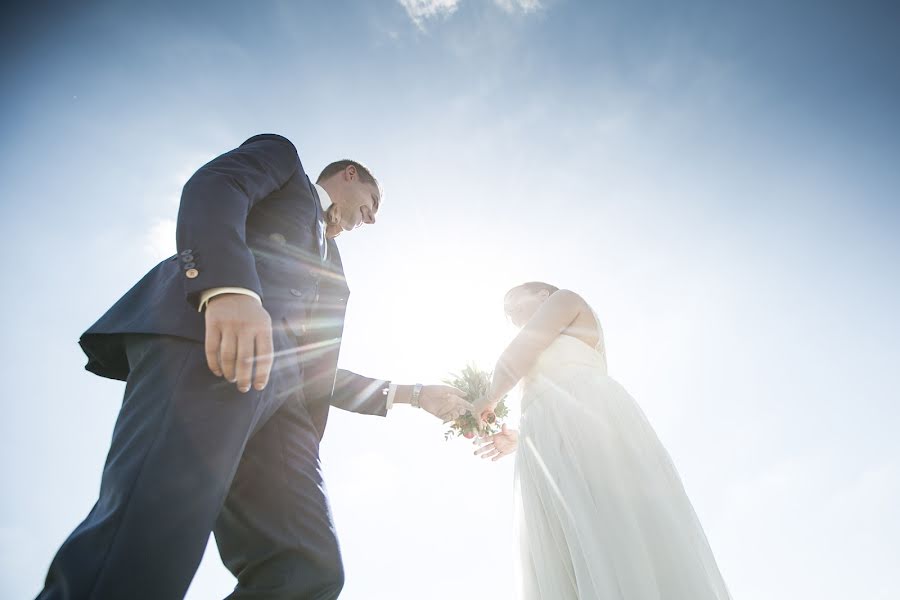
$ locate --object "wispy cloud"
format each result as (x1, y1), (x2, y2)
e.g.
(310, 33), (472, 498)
(144, 218), (176, 260)
(494, 0), (542, 13)
(398, 0), (542, 28)
(398, 0), (460, 28)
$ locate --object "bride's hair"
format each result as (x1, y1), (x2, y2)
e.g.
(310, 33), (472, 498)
(508, 281), (560, 296)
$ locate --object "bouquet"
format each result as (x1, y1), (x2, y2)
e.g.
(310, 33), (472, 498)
(443, 363), (509, 441)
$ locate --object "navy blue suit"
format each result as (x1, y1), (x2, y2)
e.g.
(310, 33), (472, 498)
(38, 134), (389, 599)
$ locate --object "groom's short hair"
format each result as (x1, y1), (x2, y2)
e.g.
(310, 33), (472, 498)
(511, 281), (560, 296)
(317, 160), (378, 187)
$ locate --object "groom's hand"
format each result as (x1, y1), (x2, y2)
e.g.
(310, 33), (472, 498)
(418, 385), (473, 422)
(204, 293), (274, 392)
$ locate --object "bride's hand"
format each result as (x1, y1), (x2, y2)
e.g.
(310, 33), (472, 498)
(473, 424), (519, 461)
(471, 391), (501, 425)
(469, 398), (499, 436)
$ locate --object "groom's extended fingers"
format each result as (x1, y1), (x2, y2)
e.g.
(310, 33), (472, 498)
(234, 332), (255, 392)
(205, 325), (223, 377)
(444, 398), (474, 418)
(448, 405), (468, 419)
(441, 385), (468, 399)
(252, 330), (274, 391)
(220, 331), (239, 383)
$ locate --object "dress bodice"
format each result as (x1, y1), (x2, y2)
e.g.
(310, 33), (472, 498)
(528, 335), (608, 380)
(520, 337), (610, 415)
(520, 310), (608, 412)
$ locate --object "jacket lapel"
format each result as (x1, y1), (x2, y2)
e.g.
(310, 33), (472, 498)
(307, 176), (328, 262)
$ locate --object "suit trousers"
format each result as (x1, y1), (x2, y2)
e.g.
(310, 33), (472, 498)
(37, 334), (344, 600)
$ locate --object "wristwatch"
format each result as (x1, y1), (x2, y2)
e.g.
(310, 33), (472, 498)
(410, 383), (423, 409)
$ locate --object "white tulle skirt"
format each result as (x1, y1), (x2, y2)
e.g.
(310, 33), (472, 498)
(513, 336), (731, 600)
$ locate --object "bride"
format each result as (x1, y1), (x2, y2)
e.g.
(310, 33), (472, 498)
(472, 282), (732, 600)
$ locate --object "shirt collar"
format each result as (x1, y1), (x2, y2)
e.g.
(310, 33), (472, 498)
(314, 183), (333, 212)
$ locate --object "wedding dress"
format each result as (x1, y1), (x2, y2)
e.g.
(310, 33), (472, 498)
(514, 320), (732, 599)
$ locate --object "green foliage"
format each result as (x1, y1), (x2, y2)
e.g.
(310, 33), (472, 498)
(442, 363), (509, 440)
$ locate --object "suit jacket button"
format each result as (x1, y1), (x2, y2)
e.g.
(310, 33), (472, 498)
(290, 288), (303, 297)
(269, 233), (286, 245)
(180, 254), (194, 262)
(183, 262), (196, 269)
(185, 268), (199, 279)
(180, 249), (193, 256)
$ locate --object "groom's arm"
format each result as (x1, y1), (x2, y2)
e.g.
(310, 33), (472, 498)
(330, 370), (472, 421)
(176, 134), (300, 308)
(328, 371), (418, 416)
(177, 134), (302, 392)
(331, 369), (392, 416)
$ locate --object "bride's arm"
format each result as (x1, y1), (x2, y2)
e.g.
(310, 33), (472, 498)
(485, 289), (584, 406)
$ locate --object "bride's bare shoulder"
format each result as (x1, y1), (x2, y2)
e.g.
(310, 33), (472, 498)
(551, 290), (601, 342)
(548, 289), (589, 311)
(545, 289), (594, 319)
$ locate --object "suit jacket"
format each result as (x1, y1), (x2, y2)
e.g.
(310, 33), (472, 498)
(80, 134), (389, 428)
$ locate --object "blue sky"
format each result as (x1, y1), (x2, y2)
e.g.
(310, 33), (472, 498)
(2, 1), (899, 598)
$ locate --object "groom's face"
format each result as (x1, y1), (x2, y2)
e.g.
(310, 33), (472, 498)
(330, 166), (381, 234)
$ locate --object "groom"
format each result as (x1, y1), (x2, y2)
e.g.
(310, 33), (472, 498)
(37, 133), (470, 599)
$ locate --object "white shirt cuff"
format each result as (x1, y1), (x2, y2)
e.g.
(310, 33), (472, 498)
(385, 383), (398, 410)
(198, 287), (262, 312)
